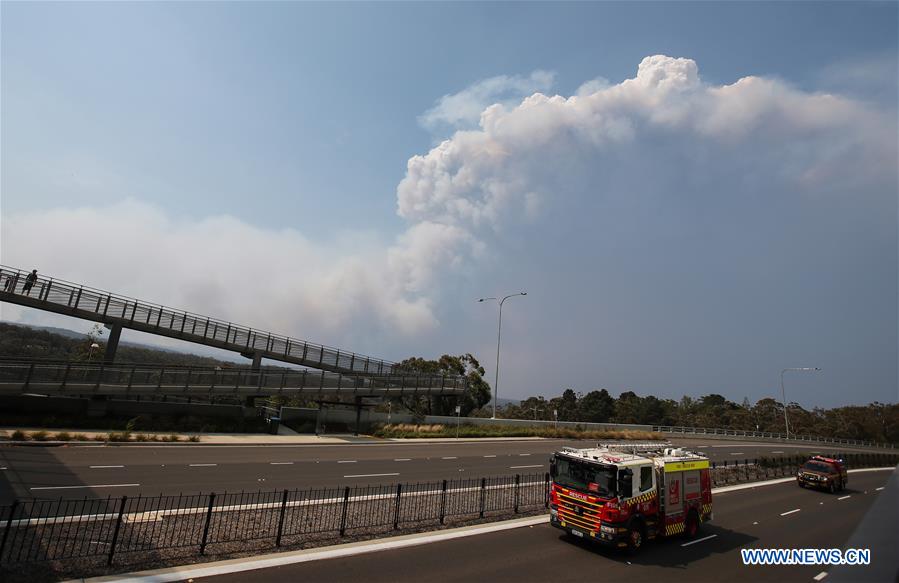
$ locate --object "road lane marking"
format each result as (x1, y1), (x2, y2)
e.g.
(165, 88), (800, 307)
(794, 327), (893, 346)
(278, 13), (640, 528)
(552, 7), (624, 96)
(518, 453), (531, 456)
(394, 459), (411, 462)
(771, 451), (784, 454)
(510, 465), (543, 469)
(875, 487), (884, 491)
(270, 462), (294, 465)
(189, 463), (217, 467)
(730, 453), (744, 455)
(814, 572), (828, 581)
(837, 495), (851, 500)
(337, 460), (357, 464)
(681, 534), (717, 547)
(343, 473), (400, 478)
(90, 465), (124, 469)
(442, 456), (458, 460)
(0, 467), (7, 470)
(780, 508), (801, 516)
(30, 483), (140, 491)
(483, 455), (497, 458)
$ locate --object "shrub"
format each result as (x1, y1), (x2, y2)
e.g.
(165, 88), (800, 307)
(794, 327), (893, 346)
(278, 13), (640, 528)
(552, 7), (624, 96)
(165, 434), (180, 442)
(72, 433), (88, 441)
(11, 429), (27, 441)
(93, 434), (107, 442)
(30, 430), (50, 441)
(188, 435), (200, 442)
(135, 433), (149, 442)
(54, 432), (72, 441)
(107, 431), (131, 442)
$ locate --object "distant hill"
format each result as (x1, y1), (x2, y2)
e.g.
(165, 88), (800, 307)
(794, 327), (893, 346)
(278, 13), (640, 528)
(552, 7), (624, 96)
(0, 322), (240, 367)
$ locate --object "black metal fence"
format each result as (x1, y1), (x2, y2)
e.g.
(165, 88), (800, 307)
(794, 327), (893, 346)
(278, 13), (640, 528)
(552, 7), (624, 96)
(709, 451), (899, 487)
(0, 473), (549, 568)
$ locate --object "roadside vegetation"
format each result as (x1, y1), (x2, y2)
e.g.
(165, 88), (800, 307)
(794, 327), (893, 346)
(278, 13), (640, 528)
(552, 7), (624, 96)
(373, 423), (661, 440)
(0, 428), (191, 442)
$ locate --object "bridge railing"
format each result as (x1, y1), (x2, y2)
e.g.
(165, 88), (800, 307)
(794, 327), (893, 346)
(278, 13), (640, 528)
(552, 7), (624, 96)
(652, 425), (894, 449)
(0, 265), (401, 375)
(0, 359), (465, 397)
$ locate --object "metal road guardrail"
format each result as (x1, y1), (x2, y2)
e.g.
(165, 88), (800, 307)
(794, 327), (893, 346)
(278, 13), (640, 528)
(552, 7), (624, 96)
(0, 265), (423, 377)
(0, 473), (549, 569)
(652, 425), (895, 450)
(0, 360), (466, 398)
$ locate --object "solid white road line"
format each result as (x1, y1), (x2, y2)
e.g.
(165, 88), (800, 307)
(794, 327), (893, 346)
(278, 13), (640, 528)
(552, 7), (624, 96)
(483, 455), (497, 458)
(337, 460), (357, 464)
(30, 483), (140, 491)
(189, 463), (217, 467)
(90, 465), (124, 469)
(97, 515), (549, 582)
(813, 571), (828, 581)
(270, 462), (294, 465)
(343, 473), (400, 479)
(442, 456), (458, 460)
(394, 459), (411, 462)
(780, 508), (801, 516)
(837, 495), (851, 500)
(510, 465), (542, 469)
(681, 534), (717, 547)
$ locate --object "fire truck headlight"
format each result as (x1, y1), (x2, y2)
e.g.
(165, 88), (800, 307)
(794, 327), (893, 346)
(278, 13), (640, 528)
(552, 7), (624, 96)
(601, 525), (616, 534)
(550, 508), (558, 517)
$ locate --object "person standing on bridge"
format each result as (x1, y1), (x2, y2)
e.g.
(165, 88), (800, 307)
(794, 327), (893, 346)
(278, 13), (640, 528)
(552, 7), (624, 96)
(22, 269), (37, 295)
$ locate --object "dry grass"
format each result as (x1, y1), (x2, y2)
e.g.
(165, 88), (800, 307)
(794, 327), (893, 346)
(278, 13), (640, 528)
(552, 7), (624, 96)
(374, 423), (661, 440)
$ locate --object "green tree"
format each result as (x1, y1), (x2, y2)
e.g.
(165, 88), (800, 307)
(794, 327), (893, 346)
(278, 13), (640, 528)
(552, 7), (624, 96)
(579, 389), (615, 423)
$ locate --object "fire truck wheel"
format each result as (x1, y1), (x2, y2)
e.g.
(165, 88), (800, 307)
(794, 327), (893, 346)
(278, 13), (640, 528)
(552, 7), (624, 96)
(828, 481), (837, 494)
(627, 522), (645, 552)
(684, 510), (699, 539)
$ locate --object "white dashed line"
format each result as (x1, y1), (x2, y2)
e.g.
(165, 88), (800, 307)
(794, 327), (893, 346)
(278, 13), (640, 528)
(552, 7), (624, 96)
(270, 462), (294, 465)
(30, 483), (140, 491)
(0, 467), (7, 470)
(681, 534), (717, 547)
(394, 459), (411, 462)
(442, 457), (458, 460)
(837, 495), (851, 500)
(89, 465), (124, 469)
(510, 465), (542, 469)
(875, 487), (884, 491)
(337, 460), (357, 464)
(189, 464), (217, 467)
(813, 571), (828, 581)
(343, 473), (399, 479)
(518, 454), (532, 457)
(730, 453), (744, 456)
(483, 455), (497, 458)
(780, 508), (801, 516)
(771, 451), (784, 454)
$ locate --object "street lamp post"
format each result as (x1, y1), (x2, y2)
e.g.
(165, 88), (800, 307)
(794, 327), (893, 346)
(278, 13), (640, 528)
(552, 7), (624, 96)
(479, 292), (527, 420)
(780, 367), (821, 439)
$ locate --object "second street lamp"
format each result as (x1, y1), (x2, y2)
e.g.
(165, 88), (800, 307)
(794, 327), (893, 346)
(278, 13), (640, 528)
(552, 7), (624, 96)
(479, 292), (527, 419)
(780, 367), (821, 439)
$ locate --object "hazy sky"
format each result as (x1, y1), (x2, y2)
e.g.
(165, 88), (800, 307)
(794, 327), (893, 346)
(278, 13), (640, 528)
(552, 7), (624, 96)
(2, 2), (896, 408)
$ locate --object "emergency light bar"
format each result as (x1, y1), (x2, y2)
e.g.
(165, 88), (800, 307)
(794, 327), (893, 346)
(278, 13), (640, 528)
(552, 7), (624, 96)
(596, 442), (671, 453)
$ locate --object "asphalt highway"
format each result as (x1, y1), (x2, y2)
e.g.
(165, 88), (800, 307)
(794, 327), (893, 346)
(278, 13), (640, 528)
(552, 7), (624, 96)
(0, 438), (888, 505)
(201, 470), (893, 583)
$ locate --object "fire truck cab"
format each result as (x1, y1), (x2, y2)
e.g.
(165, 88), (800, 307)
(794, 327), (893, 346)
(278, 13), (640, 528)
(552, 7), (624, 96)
(549, 443), (713, 552)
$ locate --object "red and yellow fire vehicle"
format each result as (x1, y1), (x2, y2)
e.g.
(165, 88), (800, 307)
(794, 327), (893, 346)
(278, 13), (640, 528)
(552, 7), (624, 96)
(549, 443), (713, 552)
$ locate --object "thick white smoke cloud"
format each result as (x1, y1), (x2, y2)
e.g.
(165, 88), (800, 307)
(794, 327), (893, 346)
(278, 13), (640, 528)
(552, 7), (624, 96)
(2, 55), (894, 359)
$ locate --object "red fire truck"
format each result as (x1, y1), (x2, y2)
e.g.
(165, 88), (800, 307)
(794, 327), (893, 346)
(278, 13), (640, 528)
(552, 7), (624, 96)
(549, 443), (713, 551)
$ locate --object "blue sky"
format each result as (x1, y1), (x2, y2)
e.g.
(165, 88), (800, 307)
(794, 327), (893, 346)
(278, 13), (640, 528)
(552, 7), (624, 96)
(2, 2), (897, 408)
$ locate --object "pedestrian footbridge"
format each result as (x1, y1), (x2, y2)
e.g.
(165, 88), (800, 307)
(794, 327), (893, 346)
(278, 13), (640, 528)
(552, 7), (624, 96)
(0, 265), (414, 377)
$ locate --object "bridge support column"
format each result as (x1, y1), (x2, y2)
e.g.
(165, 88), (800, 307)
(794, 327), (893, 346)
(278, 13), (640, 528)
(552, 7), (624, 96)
(354, 396), (362, 436)
(251, 351), (263, 370)
(103, 323), (123, 364)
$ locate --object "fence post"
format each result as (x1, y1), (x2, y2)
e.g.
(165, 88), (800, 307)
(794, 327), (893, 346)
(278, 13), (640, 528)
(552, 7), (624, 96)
(514, 474), (520, 514)
(479, 478), (486, 519)
(0, 499), (19, 562)
(544, 473), (550, 509)
(275, 489), (289, 547)
(107, 496), (127, 566)
(393, 484), (402, 530)
(339, 486), (350, 537)
(439, 480), (448, 525)
(200, 493), (216, 555)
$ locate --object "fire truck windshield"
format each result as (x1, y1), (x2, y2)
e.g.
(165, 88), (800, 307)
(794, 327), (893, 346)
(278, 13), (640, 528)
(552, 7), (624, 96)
(802, 461), (833, 473)
(554, 456), (618, 497)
